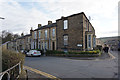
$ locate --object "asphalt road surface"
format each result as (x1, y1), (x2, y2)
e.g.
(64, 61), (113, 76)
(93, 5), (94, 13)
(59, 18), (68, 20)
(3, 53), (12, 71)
(24, 51), (118, 79)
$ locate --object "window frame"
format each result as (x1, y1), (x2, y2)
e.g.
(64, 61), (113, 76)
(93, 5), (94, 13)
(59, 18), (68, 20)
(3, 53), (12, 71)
(63, 35), (68, 46)
(45, 42), (47, 50)
(85, 20), (88, 31)
(34, 31), (37, 39)
(52, 28), (55, 37)
(63, 20), (68, 30)
(39, 30), (41, 38)
(45, 30), (47, 39)
(88, 35), (91, 48)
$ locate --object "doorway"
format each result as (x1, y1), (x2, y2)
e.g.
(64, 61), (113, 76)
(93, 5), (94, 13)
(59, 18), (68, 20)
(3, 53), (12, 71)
(52, 42), (55, 50)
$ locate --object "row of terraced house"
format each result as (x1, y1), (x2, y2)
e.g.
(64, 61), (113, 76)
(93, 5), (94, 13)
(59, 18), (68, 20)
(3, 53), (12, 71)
(6, 12), (96, 52)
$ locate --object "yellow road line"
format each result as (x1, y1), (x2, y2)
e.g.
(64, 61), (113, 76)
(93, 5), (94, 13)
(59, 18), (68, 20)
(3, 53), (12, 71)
(24, 66), (61, 80)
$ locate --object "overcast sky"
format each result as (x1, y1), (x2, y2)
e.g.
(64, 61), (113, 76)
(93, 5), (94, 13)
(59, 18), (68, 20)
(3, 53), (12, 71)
(0, 0), (118, 38)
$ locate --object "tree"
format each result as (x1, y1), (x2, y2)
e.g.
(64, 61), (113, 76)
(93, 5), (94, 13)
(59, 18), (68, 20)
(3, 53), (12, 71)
(1, 30), (20, 44)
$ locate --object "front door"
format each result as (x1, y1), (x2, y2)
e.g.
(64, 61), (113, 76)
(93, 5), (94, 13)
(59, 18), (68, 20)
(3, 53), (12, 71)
(52, 42), (55, 50)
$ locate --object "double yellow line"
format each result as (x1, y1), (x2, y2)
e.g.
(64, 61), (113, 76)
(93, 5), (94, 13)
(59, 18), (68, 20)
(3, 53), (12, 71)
(24, 66), (61, 80)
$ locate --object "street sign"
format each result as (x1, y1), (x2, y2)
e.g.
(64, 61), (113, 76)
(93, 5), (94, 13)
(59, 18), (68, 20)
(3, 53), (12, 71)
(77, 44), (82, 47)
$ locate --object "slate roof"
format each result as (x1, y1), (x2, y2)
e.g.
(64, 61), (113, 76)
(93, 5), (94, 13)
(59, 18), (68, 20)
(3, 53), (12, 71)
(34, 23), (56, 31)
(56, 12), (85, 21)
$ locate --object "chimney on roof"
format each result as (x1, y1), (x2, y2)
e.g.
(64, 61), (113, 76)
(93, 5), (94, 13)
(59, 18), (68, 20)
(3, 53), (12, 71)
(48, 21), (52, 25)
(21, 33), (24, 36)
(30, 27), (33, 34)
(61, 16), (64, 19)
(38, 24), (42, 28)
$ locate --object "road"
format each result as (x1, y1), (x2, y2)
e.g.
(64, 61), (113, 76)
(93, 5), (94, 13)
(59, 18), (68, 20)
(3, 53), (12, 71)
(24, 51), (118, 79)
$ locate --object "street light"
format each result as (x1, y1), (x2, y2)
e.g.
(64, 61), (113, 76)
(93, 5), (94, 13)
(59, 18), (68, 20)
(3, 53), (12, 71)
(0, 17), (5, 19)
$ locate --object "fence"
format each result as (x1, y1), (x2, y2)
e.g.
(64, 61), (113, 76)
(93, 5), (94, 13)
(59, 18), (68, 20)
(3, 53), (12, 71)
(0, 61), (21, 80)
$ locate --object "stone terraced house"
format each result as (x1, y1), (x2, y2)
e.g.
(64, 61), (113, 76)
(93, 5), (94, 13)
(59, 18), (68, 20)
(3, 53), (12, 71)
(7, 12), (96, 52)
(32, 21), (57, 51)
(56, 12), (96, 52)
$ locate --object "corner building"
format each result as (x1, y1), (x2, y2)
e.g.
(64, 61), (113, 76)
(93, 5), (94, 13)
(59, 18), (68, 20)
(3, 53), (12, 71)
(56, 12), (96, 52)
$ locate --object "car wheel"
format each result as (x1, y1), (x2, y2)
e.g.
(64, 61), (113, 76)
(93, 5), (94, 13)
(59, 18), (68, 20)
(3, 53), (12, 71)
(31, 54), (33, 57)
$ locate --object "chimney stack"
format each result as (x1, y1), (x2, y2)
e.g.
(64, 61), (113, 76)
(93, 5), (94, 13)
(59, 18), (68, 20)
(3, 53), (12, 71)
(48, 21), (52, 25)
(30, 27), (33, 34)
(21, 33), (24, 36)
(61, 16), (64, 19)
(38, 24), (42, 28)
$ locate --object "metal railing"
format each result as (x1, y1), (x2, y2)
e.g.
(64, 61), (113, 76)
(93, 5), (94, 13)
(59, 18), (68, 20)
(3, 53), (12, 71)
(0, 61), (21, 80)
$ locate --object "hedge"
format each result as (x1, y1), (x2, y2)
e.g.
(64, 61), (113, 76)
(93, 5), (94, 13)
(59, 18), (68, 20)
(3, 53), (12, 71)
(46, 50), (65, 55)
(2, 48), (25, 72)
(46, 50), (101, 57)
(68, 50), (100, 54)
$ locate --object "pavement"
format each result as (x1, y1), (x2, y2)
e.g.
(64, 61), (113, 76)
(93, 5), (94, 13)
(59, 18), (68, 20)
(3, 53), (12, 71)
(24, 51), (118, 80)
(26, 70), (51, 80)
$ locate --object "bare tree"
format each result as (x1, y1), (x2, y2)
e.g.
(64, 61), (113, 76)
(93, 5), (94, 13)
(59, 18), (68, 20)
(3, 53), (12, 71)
(1, 30), (20, 44)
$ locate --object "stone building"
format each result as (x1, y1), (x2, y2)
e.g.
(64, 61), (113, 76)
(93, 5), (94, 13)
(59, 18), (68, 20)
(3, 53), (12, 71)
(16, 36), (25, 51)
(6, 12), (96, 52)
(32, 21), (57, 51)
(96, 38), (104, 47)
(24, 34), (32, 50)
(2, 41), (10, 50)
(56, 12), (96, 52)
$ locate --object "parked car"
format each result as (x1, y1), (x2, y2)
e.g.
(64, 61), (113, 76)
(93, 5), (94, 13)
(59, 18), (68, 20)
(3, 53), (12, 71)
(26, 50), (41, 57)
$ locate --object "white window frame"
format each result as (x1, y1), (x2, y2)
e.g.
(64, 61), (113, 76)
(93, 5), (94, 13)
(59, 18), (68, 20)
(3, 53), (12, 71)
(45, 30), (47, 39)
(64, 35), (68, 46)
(45, 42), (47, 50)
(39, 30), (41, 38)
(64, 20), (68, 29)
(88, 35), (91, 48)
(34, 31), (37, 39)
(52, 28), (55, 37)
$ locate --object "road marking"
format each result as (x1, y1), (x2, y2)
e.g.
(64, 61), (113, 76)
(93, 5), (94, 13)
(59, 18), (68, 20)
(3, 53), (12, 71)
(24, 66), (61, 80)
(108, 52), (116, 59)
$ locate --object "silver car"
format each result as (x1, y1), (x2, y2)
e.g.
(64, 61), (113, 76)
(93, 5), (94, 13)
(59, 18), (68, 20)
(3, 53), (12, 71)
(26, 50), (41, 57)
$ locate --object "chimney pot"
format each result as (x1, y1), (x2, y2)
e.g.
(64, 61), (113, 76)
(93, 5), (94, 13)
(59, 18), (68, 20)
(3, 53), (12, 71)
(30, 27), (33, 34)
(21, 33), (24, 36)
(48, 21), (52, 25)
(38, 24), (42, 28)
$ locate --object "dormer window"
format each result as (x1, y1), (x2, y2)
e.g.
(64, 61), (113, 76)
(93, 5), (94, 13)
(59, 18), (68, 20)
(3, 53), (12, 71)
(64, 20), (68, 29)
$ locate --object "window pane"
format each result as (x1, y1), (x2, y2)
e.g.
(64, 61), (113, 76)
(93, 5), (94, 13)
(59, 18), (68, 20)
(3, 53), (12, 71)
(64, 35), (68, 45)
(45, 42), (47, 49)
(52, 29), (55, 37)
(45, 30), (47, 39)
(88, 35), (91, 48)
(34, 31), (37, 39)
(64, 20), (68, 29)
